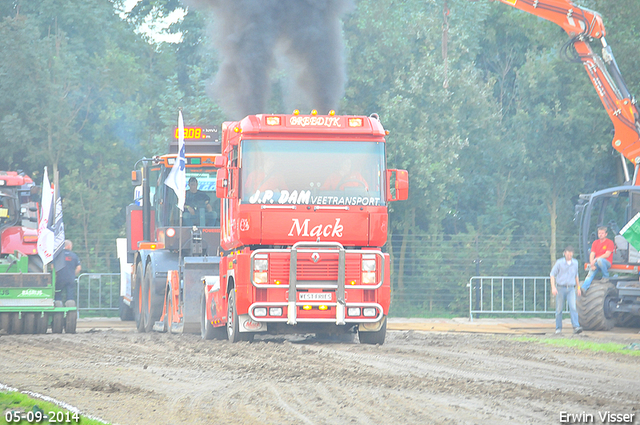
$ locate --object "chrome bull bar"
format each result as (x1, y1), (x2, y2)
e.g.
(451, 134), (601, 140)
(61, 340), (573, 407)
(250, 241), (385, 326)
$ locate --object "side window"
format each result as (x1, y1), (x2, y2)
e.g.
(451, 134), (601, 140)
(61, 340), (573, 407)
(150, 168), (163, 226)
(229, 145), (239, 197)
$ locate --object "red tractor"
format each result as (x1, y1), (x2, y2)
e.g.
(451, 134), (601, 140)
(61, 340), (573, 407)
(0, 171), (40, 269)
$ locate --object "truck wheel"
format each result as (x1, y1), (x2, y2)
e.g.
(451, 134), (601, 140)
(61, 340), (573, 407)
(615, 313), (640, 328)
(133, 262), (145, 332)
(65, 303), (77, 334)
(23, 313), (36, 334)
(142, 265), (163, 333)
(226, 291), (240, 342)
(119, 296), (134, 321)
(10, 313), (23, 334)
(201, 293), (215, 340)
(0, 313), (10, 333)
(226, 291), (253, 342)
(201, 293), (226, 340)
(52, 313), (64, 334)
(577, 280), (617, 331)
(359, 317), (387, 345)
(36, 313), (48, 334)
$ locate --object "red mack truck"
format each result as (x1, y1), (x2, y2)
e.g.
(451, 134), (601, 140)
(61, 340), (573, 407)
(200, 112), (408, 344)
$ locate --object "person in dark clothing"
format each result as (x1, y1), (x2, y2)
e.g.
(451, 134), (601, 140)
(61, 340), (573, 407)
(55, 240), (81, 304)
(183, 177), (217, 226)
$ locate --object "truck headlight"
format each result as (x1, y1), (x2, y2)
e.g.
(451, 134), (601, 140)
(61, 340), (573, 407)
(347, 307), (361, 316)
(363, 307), (377, 317)
(362, 255), (377, 284)
(254, 255), (268, 284)
(269, 307), (282, 316)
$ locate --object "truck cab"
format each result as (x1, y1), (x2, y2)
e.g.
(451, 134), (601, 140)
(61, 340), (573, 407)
(206, 113), (408, 344)
(124, 125), (224, 333)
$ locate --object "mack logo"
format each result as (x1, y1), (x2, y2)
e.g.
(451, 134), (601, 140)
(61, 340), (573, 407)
(288, 218), (344, 238)
(243, 319), (263, 331)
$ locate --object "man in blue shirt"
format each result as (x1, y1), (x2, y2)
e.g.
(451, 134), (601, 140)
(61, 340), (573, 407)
(550, 246), (582, 334)
(55, 240), (81, 305)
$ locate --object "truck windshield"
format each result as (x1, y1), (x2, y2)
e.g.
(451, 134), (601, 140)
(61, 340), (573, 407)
(240, 140), (385, 206)
(157, 168), (220, 228)
(0, 191), (18, 228)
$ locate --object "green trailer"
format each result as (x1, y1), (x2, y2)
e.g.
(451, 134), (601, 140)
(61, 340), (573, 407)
(0, 254), (77, 334)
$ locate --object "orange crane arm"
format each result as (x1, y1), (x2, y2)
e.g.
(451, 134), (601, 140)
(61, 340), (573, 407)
(496, 0), (640, 164)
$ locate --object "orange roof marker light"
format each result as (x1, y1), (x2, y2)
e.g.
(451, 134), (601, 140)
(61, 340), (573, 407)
(329, 110), (336, 116)
(311, 110), (318, 116)
(293, 109), (300, 115)
(234, 126), (241, 133)
(266, 116), (281, 126)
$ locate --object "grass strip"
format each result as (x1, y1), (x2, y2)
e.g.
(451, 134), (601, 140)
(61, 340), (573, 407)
(515, 336), (640, 356)
(0, 390), (109, 425)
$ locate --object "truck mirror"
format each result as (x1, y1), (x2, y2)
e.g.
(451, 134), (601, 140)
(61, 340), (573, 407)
(214, 156), (227, 168)
(216, 168), (229, 198)
(131, 170), (142, 186)
(386, 169), (409, 202)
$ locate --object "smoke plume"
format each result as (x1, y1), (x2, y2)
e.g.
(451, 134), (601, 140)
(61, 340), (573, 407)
(185, 0), (354, 120)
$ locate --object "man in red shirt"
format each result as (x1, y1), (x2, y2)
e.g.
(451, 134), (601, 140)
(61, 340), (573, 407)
(582, 226), (613, 292)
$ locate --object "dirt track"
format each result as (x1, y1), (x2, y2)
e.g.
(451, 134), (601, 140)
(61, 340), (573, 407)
(1, 320), (639, 425)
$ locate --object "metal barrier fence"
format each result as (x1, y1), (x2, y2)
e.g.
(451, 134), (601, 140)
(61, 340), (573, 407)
(76, 273), (121, 317)
(469, 276), (569, 321)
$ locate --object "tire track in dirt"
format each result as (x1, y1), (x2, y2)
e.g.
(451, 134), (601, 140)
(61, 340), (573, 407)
(1, 329), (639, 424)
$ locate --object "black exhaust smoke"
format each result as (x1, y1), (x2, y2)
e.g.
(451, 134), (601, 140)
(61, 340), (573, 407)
(184, 0), (353, 120)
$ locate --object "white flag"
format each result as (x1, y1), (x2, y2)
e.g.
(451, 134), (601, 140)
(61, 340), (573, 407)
(52, 191), (65, 271)
(164, 110), (186, 211)
(37, 167), (55, 266)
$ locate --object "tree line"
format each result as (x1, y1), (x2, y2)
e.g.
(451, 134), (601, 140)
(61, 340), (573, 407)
(0, 0), (638, 315)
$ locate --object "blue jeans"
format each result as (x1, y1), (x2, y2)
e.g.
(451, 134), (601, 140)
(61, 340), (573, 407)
(582, 258), (611, 291)
(555, 285), (579, 330)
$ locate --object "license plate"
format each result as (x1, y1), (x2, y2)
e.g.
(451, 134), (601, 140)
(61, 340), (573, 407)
(299, 292), (332, 301)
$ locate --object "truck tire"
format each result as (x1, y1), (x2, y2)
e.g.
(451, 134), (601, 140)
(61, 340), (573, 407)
(134, 262), (145, 332)
(615, 313), (640, 328)
(36, 313), (48, 334)
(577, 280), (617, 331)
(51, 313), (64, 334)
(23, 313), (36, 334)
(201, 294), (226, 340)
(201, 293), (215, 340)
(10, 313), (23, 334)
(119, 296), (134, 321)
(358, 316), (387, 345)
(226, 291), (253, 342)
(0, 313), (10, 333)
(64, 301), (77, 334)
(142, 264), (163, 333)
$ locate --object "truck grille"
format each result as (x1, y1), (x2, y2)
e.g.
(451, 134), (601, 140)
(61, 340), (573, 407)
(268, 253), (360, 285)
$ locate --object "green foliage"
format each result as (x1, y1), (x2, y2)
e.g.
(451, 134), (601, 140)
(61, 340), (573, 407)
(1, 0), (639, 318)
(0, 391), (109, 425)
(515, 336), (640, 356)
